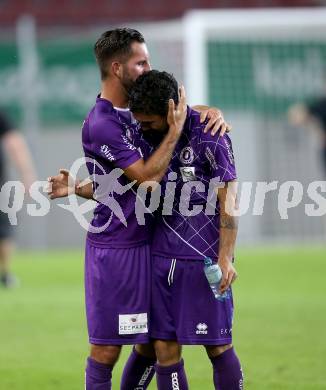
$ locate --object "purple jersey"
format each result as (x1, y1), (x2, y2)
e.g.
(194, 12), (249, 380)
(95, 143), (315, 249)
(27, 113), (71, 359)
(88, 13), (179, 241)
(82, 96), (152, 248)
(152, 107), (237, 260)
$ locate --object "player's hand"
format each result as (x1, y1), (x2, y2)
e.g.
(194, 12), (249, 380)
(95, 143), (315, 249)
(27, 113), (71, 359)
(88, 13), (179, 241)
(218, 257), (237, 294)
(167, 85), (187, 138)
(47, 169), (77, 199)
(201, 107), (232, 136)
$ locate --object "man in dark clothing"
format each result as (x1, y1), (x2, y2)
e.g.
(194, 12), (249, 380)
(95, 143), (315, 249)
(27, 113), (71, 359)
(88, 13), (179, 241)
(0, 111), (36, 287)
(288, 98), (326, 177)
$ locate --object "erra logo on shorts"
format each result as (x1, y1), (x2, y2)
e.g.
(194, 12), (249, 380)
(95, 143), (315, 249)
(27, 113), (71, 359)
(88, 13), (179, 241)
(118, 313), (148, 335)
(196, 323), (208, 334)
(171, 372), (180, 390)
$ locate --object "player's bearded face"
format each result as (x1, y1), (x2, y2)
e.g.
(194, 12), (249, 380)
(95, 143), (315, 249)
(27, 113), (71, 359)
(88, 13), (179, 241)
(120, 67), (135, 93)
(133, 113), (168, 135)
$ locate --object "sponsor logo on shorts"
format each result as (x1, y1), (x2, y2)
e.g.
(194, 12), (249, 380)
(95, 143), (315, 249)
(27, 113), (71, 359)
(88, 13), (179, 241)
(196, 322), (208, 335)
(171, 372), (180, 390)
(118, 313), (148, 335)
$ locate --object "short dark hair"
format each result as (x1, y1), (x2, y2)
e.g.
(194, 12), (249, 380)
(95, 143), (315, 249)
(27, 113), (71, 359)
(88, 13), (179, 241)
(94, 28), (145, 80)
(129, 70), (179, 117)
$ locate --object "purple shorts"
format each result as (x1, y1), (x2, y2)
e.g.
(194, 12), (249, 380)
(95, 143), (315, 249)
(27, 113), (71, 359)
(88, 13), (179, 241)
(85, 240), (151, 345)
(150, 255), (234, 345)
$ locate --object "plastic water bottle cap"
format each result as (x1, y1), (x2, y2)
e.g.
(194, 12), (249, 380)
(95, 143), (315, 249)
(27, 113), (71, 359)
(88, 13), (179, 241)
(204, 257), (212, 266)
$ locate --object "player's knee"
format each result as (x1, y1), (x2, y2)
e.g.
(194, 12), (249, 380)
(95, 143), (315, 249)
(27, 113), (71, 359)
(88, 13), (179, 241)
(90, 344), (122, 366)
(154, 340), (182, 366)
(205, 343), (233, 358)
(135, 343), (156, 359)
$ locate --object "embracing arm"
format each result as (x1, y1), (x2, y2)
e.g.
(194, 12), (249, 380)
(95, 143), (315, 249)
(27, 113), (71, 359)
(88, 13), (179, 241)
(192, 105), (231, 135)
(124, 89), (186, 185)
(124, 126), (179, 185)
(48, 129), (179, 199)
(48, 88), (187, 200)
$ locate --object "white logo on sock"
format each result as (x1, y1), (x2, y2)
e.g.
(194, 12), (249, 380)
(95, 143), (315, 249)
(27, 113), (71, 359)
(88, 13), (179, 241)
(171, 372), (180, 390)
(239, 366), (244, 389)
(137, 365), (154, 387)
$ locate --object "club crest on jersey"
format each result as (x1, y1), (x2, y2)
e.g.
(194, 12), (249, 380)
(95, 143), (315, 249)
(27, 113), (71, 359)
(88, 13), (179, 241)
(180, 167), (196, 182)
(179, 146), (194, 165)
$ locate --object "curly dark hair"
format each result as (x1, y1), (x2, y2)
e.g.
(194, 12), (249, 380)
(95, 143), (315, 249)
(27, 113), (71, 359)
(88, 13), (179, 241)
(129, 70), (179, 117)
(94, 28), (145, 80)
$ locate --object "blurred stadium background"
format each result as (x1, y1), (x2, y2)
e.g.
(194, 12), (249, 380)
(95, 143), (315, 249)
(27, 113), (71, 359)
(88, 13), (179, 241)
(1, 1), (326, 389)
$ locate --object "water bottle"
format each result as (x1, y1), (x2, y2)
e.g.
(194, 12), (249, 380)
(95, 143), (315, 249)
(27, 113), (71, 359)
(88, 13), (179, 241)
(203, 257), (226, 300)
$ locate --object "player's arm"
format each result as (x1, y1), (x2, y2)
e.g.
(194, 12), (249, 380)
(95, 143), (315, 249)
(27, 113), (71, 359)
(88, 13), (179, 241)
(203, 131), (238, 294)
(3, 130), (37, 191)
(47, 119), (179, 198)
(192, 105), (231, 136)
(48, 88), (187, 200)
(216, 181), (239, 294)
(123, 87), (186, 186)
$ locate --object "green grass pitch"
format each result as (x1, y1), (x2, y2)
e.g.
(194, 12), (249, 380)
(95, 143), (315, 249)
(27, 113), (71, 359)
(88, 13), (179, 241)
(1, 247), (326, 389)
